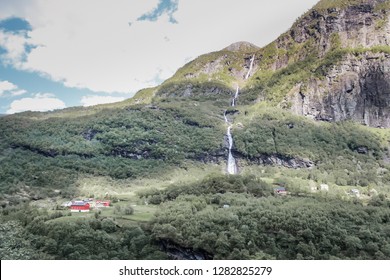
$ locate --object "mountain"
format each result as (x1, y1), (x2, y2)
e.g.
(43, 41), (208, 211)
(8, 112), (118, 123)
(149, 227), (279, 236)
(159, 0), (390, 127)
(1, 0), (390, 260)
(1, 0), (390, 208)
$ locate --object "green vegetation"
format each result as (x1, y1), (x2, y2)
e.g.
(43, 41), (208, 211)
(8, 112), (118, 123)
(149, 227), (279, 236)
(162, 49), (254, 87)
(138, 174), (274, 204)
(235, 105), (383, 160)
(2, 174), (389, 260)
(313, 0), (371, 12)
(0, 205), (166, 260)
(0, 100), (226, 199)
(233, 105), (390, 188)
(156, 80), (233, 100)
(131, 174), (390, 260)
(375, 1), (390, 12)
(299, 0), (390, 15)
(152, 192), (390, 259)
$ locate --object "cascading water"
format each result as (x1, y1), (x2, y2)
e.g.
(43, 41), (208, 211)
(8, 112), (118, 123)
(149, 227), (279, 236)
(231, 85), (239, 107)
(226, 125), (237, 175)
(245, 55), (255, 80)
(224, 110), (237, 175)
(224, 55), (255, 175)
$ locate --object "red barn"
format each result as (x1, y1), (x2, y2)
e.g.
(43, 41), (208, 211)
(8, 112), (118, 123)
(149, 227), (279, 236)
(70, 201), (90, 212)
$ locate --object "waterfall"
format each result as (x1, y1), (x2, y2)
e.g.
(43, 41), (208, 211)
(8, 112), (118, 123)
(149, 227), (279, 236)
(224, 110), (237, 175)
(231, 84), (239, 107)
(226, 125), (237, 174)
(223, 54), (255, 175)
(245, 55), (255, 80)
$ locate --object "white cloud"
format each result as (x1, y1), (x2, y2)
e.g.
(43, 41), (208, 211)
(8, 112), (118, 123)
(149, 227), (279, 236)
(35, 92), (55, 98)
(11, 89), (27, 96)
(0, 0), (319, 94)
(7, 93), (66, 114)
(0, 80), (17, 95)
(0, 80), (28, 97)
(80, 95), (126, 107)
(0, 30), (30, 67)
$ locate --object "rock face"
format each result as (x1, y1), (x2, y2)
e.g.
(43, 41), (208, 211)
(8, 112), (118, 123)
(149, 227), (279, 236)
(290, 53), (390, 127)
(160, 240), (212, 260)
(249, 154), (314, 169)
(283, 0), (390, 127)
(289, 1), (390, 55)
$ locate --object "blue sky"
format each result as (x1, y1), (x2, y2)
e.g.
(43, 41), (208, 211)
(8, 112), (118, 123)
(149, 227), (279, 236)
(0, 0), (319, 114)
(138, 0), (179, 23)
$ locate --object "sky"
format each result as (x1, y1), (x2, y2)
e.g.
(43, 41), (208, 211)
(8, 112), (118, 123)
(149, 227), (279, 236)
(0, 0), (319, 114)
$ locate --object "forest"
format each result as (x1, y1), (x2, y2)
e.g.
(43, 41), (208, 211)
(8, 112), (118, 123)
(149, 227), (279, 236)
(1, 174), (389, 260)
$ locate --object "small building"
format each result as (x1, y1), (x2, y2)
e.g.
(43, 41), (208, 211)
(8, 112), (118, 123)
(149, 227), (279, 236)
(95, 200), (110, 208)
(62, 201), (72, 207)
(309, 181), (317, 192)
(70, 201), (90, 212)
(320, 184), (329, 192)
(350, 189), (360, 197)
(274, 187), (287, 195)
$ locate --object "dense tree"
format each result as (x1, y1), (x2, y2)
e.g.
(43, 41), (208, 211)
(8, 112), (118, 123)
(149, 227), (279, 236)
(151, 193), (390, 260)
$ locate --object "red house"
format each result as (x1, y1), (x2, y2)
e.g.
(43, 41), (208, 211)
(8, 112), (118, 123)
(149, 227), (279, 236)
(70, 201), (90, 212)
(95, 200), (110, 208)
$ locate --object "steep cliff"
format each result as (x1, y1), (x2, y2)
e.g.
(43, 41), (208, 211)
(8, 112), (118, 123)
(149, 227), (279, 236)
(284, 0), (390, 127)
(290, 51), (390, 127)
(291, 0), (390, 54)
(250, 0), (390, 127)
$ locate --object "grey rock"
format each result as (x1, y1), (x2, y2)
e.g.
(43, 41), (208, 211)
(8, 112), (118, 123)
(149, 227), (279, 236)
(290, 53), (390, 127)
(280, 1), (390, 127)
(251, 154), (314, 169)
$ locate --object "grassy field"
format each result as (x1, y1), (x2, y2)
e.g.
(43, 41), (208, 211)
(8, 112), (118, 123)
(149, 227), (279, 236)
(41, 162), (225, 225)
(44, 201), (158, 225)
(76, 162), (225, 199)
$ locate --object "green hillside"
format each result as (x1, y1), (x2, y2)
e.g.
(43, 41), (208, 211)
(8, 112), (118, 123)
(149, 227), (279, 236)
(1, 0), (390, 260)
(0, 98), (228, 200)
